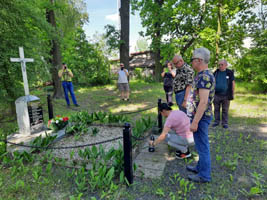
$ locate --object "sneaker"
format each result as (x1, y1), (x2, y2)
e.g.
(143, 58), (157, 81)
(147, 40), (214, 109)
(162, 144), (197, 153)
(125, 99), (129, 101)
(212, 123), (219, 127)
(75, 104), (80, 107)
(222, 124), (228, 129)
(186, 165), (198, 173)
(175, 149), (191, 159)
(67, 104), (70, 108)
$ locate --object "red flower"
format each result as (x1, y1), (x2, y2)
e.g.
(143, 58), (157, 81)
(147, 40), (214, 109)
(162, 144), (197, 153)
(63, 117), (69, 122)
(48, 120), (52, 127)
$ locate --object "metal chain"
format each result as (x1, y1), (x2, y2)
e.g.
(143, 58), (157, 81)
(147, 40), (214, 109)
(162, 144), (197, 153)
(90, 123), (126, 128)
(0, 136), (123, 150)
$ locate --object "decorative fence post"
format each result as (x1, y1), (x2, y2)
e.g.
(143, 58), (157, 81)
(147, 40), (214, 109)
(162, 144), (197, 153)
(47, 94), (54, 120)
(123, 122), (133, 185)
(158, 98), (162, 133)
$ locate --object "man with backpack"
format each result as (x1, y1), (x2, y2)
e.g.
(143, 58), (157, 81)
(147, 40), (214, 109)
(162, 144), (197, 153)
(161, 62), (176, 106)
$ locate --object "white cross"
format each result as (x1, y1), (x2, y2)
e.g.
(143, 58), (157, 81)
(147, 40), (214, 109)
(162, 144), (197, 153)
(10, 47), (34, 96)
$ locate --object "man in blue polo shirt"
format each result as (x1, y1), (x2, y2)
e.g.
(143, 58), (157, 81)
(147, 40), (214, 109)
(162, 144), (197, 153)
(212, 60), (235, 129)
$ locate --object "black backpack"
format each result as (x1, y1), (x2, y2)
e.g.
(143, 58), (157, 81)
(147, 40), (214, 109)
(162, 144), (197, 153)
(163, 73), (173, 87)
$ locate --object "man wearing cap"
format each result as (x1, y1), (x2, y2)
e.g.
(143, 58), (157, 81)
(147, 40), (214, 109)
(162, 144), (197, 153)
(149, 103), (194, 159)
(212, 59), (235, 129)
(117, 63), (130, 101)
(186, 47), (215, 183)
(172, 55), (194, 113)
(58, 63), (79, 107)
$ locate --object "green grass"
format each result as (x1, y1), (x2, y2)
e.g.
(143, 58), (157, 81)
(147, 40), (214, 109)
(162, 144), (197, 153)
(1, 80), (265, 135)
(0, 79), (266, 199)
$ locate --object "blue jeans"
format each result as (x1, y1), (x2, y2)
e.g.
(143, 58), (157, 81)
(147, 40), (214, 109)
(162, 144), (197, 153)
(175, 90), (186, 113)
(193, 116), (212, 181)
(62, 81), (78, 105)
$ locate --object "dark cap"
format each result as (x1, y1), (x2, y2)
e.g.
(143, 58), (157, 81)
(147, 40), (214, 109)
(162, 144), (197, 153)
(159, 103), (172, 112)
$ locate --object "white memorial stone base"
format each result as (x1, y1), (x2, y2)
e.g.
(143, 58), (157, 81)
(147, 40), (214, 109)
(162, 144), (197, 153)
(15, 95), (44, 136)
(7, 129), (53, 154)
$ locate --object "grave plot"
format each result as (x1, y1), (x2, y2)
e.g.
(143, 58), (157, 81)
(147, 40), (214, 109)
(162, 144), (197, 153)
(49, 125), (124, 163)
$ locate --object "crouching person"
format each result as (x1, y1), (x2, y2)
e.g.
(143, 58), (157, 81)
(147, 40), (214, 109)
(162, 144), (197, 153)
(149, 103), (194, 159)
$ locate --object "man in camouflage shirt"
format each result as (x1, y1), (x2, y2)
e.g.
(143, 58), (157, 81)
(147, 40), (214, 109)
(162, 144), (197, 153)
(171, 55), (194, 113)
(186, 47), (215, 183)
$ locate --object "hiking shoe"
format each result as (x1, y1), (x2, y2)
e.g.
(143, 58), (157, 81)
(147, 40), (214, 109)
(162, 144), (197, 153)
(175, 149), (191, 159)
(188, 174), (210, 183)
(75, 104), (80, 107)
(212, 123), (219, 127)
(186, 165), (198, 173)
(222, 124), (228, 129)
(67, 104), (70, 108)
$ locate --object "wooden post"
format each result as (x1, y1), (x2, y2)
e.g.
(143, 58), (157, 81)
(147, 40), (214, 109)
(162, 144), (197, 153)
(158, 98), (162, 133)
(47, 94), (54, 120)
(123, 122), (133, 185)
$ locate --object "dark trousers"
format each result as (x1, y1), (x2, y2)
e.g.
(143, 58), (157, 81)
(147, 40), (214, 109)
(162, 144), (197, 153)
(164, 86), (173, 104)
(213, 94), (230, 125)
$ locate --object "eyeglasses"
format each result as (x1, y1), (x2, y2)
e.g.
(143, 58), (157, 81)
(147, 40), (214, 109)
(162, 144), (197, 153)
(191, 58), (198, 62)
(190, 57), (202, 62)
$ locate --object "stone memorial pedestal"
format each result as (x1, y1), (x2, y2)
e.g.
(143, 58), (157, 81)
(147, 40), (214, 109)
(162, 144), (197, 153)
(15, 95), (44, 136)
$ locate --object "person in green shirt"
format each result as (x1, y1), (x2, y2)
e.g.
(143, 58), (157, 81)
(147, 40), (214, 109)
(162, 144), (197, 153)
(58, 63), (79, 107)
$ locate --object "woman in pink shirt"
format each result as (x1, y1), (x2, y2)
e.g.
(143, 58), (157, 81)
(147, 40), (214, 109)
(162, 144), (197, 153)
(149, 103), (194, 159)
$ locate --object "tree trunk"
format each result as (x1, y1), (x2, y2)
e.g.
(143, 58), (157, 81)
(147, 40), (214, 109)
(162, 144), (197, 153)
(215, 1), (222, 68)
(153, 0), (164, 82)
(120, 0), (130, 74)
(46, 0), (63, 99)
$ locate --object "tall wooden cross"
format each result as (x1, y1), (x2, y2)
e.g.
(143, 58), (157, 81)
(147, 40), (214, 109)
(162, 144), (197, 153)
(10, 47), (34, 96)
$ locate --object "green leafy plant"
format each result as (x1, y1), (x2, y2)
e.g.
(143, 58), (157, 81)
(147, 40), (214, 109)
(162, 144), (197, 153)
(91, 127), (99, 136)
(156, 188), (165, 197)
(30, 133), (57, 153)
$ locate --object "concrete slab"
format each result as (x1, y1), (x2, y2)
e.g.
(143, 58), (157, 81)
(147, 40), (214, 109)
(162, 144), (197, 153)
(134, 159), (165, 171)
(135, 167), (164, 178)
(133, 136), (171, 179)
